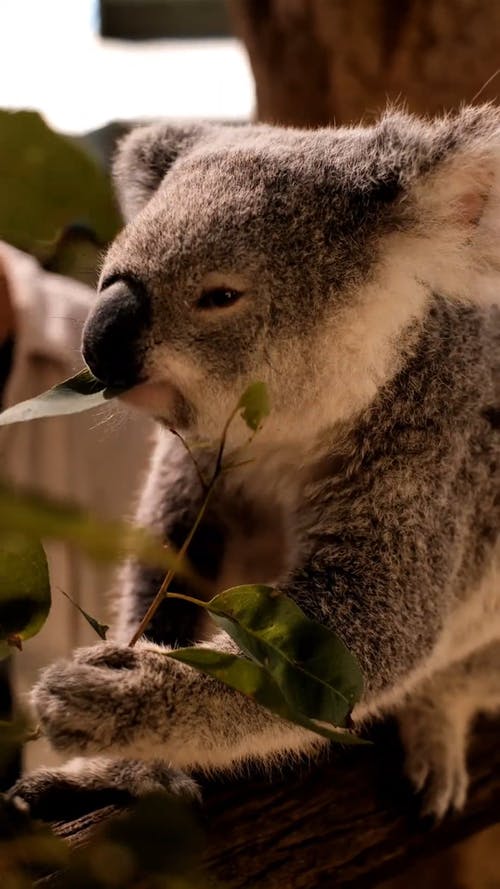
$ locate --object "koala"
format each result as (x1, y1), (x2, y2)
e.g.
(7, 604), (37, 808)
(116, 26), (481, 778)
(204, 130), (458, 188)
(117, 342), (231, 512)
(9, 106), (500, 822)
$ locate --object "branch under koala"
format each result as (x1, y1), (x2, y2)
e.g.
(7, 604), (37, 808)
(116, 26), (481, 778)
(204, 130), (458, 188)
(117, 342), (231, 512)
(36, 717), (500, 889)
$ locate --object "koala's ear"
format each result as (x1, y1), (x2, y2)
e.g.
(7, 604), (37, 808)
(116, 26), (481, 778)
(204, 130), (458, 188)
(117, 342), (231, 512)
(409, 105), (500, 229)
(380, 105), (500, 302)
(113, 121), (210, 220)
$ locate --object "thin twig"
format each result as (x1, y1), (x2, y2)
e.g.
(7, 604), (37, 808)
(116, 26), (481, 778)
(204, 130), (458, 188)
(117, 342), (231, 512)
(165, 591), (206, 607)
(169, 428), (208, 492)
(129, 400), (253, 646)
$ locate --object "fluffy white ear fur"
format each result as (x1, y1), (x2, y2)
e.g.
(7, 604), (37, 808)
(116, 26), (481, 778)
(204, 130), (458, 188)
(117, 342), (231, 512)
(409, 139), (500, 306)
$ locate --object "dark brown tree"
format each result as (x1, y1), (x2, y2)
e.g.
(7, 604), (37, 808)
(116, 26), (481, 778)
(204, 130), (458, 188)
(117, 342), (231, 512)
(231, 0), (500, 126)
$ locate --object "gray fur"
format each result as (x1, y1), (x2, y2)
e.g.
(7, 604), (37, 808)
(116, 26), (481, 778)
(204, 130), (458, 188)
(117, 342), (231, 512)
(15, 106), (500, 818)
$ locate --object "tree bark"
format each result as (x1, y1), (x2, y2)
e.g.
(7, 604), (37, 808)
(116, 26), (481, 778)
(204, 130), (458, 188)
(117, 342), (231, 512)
(230, 0), (500, 126)
(37, 718), (500, 889)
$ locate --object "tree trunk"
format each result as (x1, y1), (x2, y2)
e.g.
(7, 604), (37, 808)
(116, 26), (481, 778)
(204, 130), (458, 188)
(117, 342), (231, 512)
(230, 0), (500, 126)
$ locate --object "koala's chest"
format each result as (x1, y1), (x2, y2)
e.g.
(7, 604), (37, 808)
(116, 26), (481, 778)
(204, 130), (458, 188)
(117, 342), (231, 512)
(197, 494), (292, 642)
(217, 513), (290, 592)
(214, 462), (304, 593)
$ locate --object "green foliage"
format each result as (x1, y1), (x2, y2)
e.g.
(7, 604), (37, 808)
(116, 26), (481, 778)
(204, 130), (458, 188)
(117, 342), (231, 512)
(237, 381), (270, 431)
(0, 483), (197, 582)
(0, 532), (50, 658)
(207, 585), (363, 723)
(0, 369), (120, 426)
(169, 646), (365, 745)
(167, 584), (366, 745)
(0, 109), (121, 264)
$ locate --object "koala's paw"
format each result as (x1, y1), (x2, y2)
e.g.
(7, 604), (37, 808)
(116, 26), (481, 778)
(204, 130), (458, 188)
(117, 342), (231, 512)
(7, 766), (95, 820)
(7, 758), (200, 821)
(398, 701), (468, 820)
(32, 642), (171, 755)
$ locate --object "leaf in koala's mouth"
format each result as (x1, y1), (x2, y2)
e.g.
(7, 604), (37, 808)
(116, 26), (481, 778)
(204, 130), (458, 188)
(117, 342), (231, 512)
(0, 368), (126, 426)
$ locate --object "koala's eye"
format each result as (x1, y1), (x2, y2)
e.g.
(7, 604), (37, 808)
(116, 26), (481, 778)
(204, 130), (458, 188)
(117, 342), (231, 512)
(196, 288), (243, 310)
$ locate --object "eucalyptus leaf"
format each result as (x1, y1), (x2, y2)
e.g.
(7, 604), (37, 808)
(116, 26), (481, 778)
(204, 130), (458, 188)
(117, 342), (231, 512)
(0, 484), (203, 589)
(0, 109), (121, 262)
(238, 382), (270, 431)
(0, 533), (51, 659)
(59, 588), (109, 640)
(205, 585), (363, 727)
(0, 369), (123, 426)
(168, 647), (366, 744)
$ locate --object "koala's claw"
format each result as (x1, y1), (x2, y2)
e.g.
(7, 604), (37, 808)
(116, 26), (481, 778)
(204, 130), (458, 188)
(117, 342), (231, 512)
(399, 701), (468, 820)
(406, 747), (468, 820)
(31, 642), (171, 755)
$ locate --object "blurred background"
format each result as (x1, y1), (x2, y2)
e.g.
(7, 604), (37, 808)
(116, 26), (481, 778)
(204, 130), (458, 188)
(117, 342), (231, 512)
(0, 2), (499, 887)
(0, 0), (253, 131)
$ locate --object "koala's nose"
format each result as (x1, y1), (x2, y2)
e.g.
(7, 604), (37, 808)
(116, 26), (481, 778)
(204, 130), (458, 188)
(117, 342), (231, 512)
(82, 279), (151, 389)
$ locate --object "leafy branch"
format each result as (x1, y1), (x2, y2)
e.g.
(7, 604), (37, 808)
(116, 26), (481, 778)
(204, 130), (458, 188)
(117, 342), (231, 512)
(128, 383), (269, 647)
(0, 372), (364, 747)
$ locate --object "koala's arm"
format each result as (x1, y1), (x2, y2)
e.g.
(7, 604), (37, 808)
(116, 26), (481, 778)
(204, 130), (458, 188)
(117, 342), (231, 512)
(115, 431), (225, 647)
(31, 634), (323, 769)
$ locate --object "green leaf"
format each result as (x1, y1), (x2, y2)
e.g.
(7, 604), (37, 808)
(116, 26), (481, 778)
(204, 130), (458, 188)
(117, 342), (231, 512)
(59, 588), (109, 640)
(0, 109), (121, 262)
(169, 647), (366, 745)
(0, 369), (124, 427)
(0, 533), (51, 659)
(205, 585), (363, 727)
(237, 382), (270, 431)
(0, 484), (203, 588)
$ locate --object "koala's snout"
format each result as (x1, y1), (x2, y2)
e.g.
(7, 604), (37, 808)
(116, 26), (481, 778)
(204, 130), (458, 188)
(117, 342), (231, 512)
(82, 278), (151, 389)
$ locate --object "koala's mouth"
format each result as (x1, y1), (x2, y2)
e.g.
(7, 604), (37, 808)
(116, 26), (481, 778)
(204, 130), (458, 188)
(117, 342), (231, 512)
(118, 380), (195, 429)
(119, 380), (173, 412)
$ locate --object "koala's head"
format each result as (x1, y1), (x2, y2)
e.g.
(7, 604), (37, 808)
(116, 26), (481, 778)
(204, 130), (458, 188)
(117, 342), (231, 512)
(82, 107), (500, 443)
